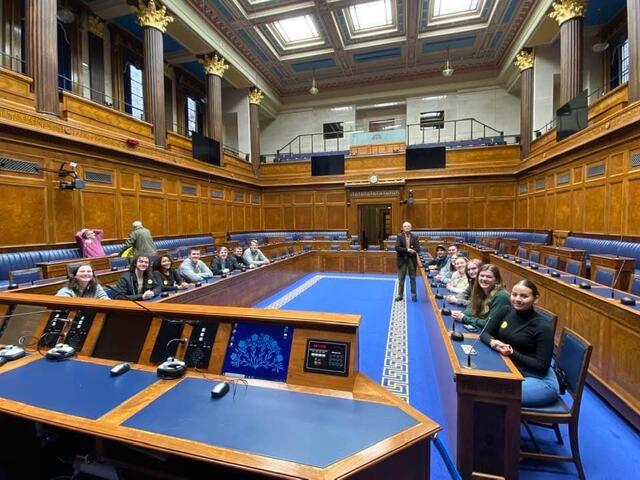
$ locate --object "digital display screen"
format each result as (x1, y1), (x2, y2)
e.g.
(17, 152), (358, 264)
(304, 339), (350, 376)
(222, 322), (293, 382)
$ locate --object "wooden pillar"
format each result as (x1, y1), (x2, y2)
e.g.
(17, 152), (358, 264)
(628, 0), (640, 102)
(550, 0), (586, 105)
(200, 53), (229, 165)
(514, 50), (534, 159)
(26, 0), (59, 115)
(132, 0), (174, 148)
(249, 87), (264, 176)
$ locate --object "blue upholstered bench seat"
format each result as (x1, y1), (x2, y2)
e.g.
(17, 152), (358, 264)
(401, 230), (550, 244)
(0, 235), (214, 283)
(229, 231), (349, 245)
(564, 236), (640, 276)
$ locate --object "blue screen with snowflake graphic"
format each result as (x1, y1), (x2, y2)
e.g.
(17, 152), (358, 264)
(222, 322), (294, 382)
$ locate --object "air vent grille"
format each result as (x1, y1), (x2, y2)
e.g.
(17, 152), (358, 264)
(182, 184), (197, 195)
(141, 179), (162, 190)
(211, 189), (224, 199)
(535, 179), (545, 190)
(252, 195), (260, 204)
(631, 152), (640, 168)
(234, 193), (245, 202)
(85, 171), (113, 184)
(518, 184), (528, 194)
(587, 164), (605, 178)
(0, 158), (39, 175)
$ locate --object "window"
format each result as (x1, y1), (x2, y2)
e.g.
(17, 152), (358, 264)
(126, 64), (144, 120)
(348, 0), (394, 31)
(186, 96), (199, 136)
(621, 39), (629, 84)
(433, 0), (480, 17)
(272, 15), (319, 44)
(369, 119), (397, 132)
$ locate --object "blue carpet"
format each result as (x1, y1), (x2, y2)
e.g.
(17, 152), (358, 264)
(255, 272), (640, 479)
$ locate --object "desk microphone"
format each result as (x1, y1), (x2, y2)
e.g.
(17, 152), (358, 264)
(450, 318), (464, 342)
(462, 316), (492, 369)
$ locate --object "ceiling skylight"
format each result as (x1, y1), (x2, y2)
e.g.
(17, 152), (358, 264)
(272, 15), (319, 44)
(348, 0), (394, 31)
(433, 0), (480, 17)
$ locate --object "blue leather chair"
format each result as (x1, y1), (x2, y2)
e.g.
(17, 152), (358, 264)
(521, 328), (593, 480)
(534, 305), (558, 340)
(545, 255), (559, 269)
(206, 245), (217, 254)
(565, 259), (582, 276)
(109, 257), (130, 270)
(367, 245), (381, 251)
(271, 252), (277, 260)
(330, 244), (340, 251)
(349, 245), (360, 251)
(280, 250), (288, 257)
(529, 250), (540, 263)
(8, 267), (43, 285)
(498, 242), (506, 254)
(594, 266), (615, 287)
(386, 245), (395, 252)
(631, 275), (640, 296)
(303, 245), (312, 252)
(517, 247), (528, 259)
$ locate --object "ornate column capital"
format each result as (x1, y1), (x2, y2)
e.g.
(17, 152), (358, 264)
(248, 87), (264, 105)
(549, 0), (587, 25)
(88, 16), (105, 38)
(514, 50), (535, 72)
(131, 0), (174, 33)
(200, 53), (229, 77)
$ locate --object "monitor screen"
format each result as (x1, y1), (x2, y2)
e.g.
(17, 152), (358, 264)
(222, 322), (293, 382)
(323, 122), (343, 139)
(406, 146), (446, 170)
(192, 134), (221, 166)
(311, 154), (345, 176)
(556, 89), (588, 141)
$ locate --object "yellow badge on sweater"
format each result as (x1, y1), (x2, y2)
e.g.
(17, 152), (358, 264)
(500, 321), (508, 329)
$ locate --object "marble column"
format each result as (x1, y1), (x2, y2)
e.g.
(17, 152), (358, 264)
(248, 87), (264, 176)
(628, 0), (640, 102)
(550, 0), (587, 105)
(514, 50), (534, 159)
(132, 0), (173, 148)
(200, 53), (229, 164)
(27, 0), (58, 115)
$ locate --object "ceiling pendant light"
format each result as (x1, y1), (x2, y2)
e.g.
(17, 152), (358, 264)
(309, 73), (319, 95)
(442, 58), (454, 77)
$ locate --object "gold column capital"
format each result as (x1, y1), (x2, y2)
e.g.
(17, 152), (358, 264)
(248, 87), (264, 105)
(549, 0), (587, 25)
(88, 16), (105, 38)
(200, 53), (229, 77)
(131, 0), (174, 33)
(514, 50), (535, 71)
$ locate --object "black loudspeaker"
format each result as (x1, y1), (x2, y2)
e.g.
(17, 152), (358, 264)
(406, 146), (446, 170)
(311, 155), (345, 176)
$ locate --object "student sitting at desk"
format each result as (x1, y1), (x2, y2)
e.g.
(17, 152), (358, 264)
(481, 279), (559, 407)
(426, 245), (447, 270)
(231, 246), (249, 269)
(179, 248), (214, 283)
(243, 240), (270, 267)
(152, 255), (189, 291)
(446, 256), (469, 294)
(451, 264), (509, 329)
(56, 264), (110, 299)
(114, 255), (161, 300)
(210, 246), (235, 275)
(436, 253), (459, 283)
(446, 259), (482, 306)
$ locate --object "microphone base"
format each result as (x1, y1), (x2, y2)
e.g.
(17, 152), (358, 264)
(461, 361), (477, 370)
(450, 330), (464, 342)
(46, 343), (75, 360)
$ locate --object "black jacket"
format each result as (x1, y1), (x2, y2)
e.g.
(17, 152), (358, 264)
(114, 271), (162, 300)
(230, 254), (249, 268)
(395, 233), (421, 268)
(210, 256), (237, 275)
(152, 268), (185, 291)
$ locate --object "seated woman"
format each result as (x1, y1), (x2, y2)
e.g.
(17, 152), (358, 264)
(152, 255), (189, 291)
(114, 255), (161, 300)
(435, 253), (459, 283)
(446, 256), (469, 294)
(446, 259), (482, 305)
(481, 279), (559, 407)
(451, 264), (510, 329)
(56, 264), (109, 299)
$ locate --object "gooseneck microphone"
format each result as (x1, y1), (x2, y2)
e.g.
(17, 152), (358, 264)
(450, 318), (464, 342)
(462, 316), (492, 369)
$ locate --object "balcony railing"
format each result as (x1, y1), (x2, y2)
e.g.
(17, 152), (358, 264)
(406, 117), (504, 146)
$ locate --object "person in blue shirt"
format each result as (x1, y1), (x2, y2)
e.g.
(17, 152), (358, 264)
(179, 248), (214, 283)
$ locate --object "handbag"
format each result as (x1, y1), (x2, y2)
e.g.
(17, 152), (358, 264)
(121, 246), (134, 258)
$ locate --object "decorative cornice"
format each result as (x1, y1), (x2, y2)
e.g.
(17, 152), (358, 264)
(131, 0), (174, 33)
(248, 87), (264, 105)
(200, 53), (229, 78)
(549, 0), (587, 25)
(514, 50), (535, 72)
(88, 16), (105, 38)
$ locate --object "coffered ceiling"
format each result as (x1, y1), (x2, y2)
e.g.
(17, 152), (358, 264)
(188, 0), (536, 96)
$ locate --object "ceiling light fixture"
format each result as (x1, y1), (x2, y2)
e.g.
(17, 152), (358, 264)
(592, 41), (610, 53)
(442, 58), (454, 77)
(309, 72), (319, 95)
(57, 2), (76, 24)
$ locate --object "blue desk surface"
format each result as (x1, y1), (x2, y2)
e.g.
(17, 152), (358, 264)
(453, 339), (511, 373)
(123, 377), (418, 468)
(0, 359), (157, 419)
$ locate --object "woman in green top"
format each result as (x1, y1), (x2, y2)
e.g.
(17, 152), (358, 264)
(451, 264), (510, 329)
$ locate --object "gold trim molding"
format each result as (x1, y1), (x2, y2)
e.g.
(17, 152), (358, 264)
(131, 0), (174, 33)
(549, 0), (587, 25)
(514, 50), (535, 72)
(88, 16), (105, 38)
(248, 87), (264, 105)
(200, 53), (229, 78)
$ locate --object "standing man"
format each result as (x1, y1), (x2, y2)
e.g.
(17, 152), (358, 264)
(123, 221), (156, 257)
(395, 221), (421, 302)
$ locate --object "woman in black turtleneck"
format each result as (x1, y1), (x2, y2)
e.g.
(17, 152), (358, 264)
(481, 279), (560, 407)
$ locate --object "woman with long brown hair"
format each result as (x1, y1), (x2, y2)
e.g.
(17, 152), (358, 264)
(451, 264), (509, 329)
(56, 264), (109, 299)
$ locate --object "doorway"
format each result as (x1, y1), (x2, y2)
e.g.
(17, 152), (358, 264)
(359, 204), (391, 249)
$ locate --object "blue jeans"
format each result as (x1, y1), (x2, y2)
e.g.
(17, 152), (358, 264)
(522, 367), (560, 407)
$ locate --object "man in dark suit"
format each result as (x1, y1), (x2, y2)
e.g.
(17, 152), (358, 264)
(395, 221), (421, 302)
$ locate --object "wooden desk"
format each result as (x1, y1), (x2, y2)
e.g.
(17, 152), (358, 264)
(462, 243), (495, 265)
(299, 240), (351, 251)
(518, 242), (545, 258)
(492, 255), (640, 430)
(539, 245), (586, 272)
(590, 254), (636, 291)
(500, 238), (519, 255)
(419, 266), (523, 480)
